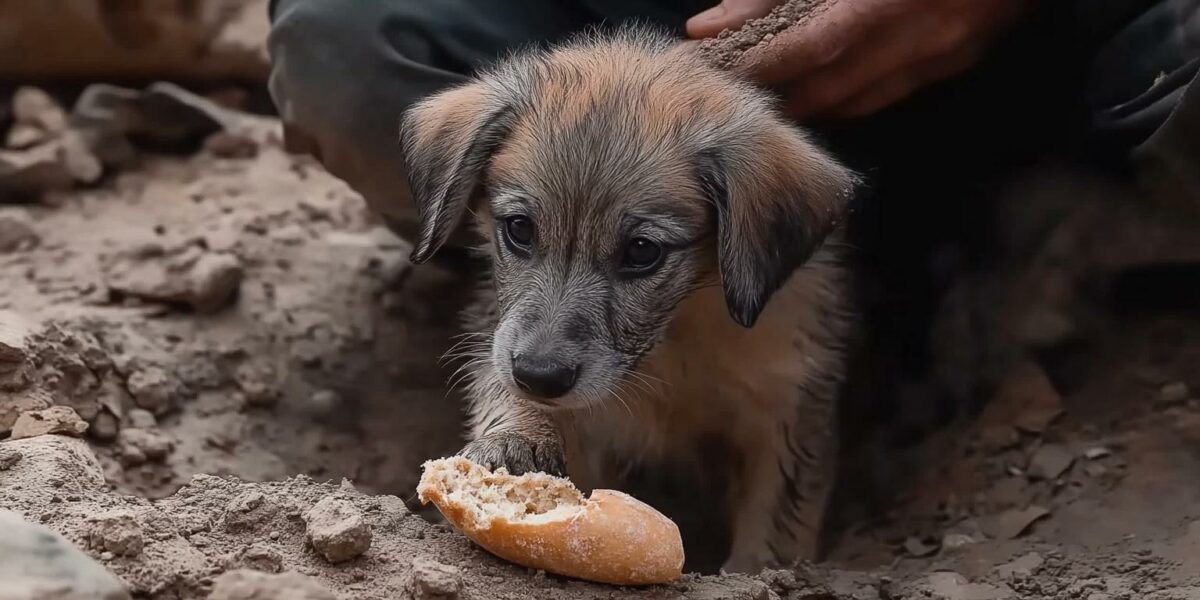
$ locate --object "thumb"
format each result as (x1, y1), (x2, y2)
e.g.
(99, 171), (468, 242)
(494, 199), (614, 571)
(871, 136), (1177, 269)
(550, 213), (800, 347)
(686, 0), (780, 39)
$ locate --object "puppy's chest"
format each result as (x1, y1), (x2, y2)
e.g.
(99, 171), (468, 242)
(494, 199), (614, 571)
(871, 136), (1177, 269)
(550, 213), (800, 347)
(575, 299), (820, 461)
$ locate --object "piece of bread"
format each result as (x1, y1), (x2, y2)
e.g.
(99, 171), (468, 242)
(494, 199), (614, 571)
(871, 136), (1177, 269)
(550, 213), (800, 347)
(417, 456), (685, 586)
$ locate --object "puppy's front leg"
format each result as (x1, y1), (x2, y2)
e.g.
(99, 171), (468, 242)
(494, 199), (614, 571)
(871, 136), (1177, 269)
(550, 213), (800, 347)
(722, 400), (837, 573)
(459, 389), (566, 477)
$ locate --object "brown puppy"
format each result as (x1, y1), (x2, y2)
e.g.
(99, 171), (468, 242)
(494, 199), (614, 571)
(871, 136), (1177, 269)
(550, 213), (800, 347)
(401, 25), (858, 573)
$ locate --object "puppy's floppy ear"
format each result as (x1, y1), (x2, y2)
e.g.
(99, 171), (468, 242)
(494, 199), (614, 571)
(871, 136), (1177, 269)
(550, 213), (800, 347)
(698, 125), (858, 328)
(400, 83), (518, 263)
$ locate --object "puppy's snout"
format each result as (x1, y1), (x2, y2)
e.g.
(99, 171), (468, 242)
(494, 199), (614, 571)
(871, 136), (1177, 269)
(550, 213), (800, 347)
(512, 352), (579, 400)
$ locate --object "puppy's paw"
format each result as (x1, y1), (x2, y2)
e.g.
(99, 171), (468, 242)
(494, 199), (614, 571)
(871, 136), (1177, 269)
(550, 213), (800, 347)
(458, 432), (566, 477)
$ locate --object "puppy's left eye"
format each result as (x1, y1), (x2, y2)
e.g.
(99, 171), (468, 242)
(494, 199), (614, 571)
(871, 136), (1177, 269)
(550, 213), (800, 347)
(620, 238), (663, 274)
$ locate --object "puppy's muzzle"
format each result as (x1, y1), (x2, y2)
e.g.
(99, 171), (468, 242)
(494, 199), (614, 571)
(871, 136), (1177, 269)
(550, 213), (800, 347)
(511, 352), (579, 401)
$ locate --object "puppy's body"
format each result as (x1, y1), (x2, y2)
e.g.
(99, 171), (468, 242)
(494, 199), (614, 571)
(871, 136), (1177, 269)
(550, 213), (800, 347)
(402, 27), (857, 573)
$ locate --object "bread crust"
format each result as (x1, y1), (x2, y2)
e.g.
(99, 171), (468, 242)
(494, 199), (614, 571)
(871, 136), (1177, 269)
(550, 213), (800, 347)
(418, 457), (684, 585)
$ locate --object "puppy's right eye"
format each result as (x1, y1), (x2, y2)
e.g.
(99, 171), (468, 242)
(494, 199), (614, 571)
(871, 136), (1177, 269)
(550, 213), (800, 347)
(503, 216), (534, 255)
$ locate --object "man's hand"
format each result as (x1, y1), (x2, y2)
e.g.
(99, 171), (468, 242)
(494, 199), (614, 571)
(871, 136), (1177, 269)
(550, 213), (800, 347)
(687, 0), (1033, 119)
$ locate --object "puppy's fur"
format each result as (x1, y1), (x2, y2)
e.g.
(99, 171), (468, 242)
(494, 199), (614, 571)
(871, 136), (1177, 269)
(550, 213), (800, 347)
(401, 26), (857, 573)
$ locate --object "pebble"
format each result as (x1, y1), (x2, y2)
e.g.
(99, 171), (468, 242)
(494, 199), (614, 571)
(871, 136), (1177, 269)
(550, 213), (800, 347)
(0, 208), (40, 253)
(1027, 444), (1075, 481)
(116, 427), (173, 466)
(0, 445), (23, 470)
(126, 367), (176, 415)
(11, 406), (89, 439)
(303, 496), (372, 564)
(88, 511), (144, 557)
(405, 557), (464, 600)
(1159, 381), (1189, 405)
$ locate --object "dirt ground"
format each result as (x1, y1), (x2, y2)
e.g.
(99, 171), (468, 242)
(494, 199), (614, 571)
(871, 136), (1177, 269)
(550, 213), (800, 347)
(4, 7), (1200, 597)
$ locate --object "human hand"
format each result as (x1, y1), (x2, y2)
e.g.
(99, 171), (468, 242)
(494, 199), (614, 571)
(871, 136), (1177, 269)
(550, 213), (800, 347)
(687, 0), (1034, 119)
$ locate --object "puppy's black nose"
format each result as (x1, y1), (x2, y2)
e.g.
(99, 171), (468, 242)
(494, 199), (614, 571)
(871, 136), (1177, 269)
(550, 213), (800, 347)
(512, 353), (578, 399)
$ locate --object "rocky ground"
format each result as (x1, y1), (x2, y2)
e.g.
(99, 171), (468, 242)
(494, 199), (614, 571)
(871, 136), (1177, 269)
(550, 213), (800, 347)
(4, 1), (1200, 597)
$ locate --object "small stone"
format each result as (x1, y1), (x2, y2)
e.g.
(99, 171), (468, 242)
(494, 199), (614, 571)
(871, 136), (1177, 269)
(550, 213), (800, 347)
(235, 363), (279, 407)
(6, 123), (46, 149)
(1159, 382), (1189, 405)
(1027, 444), (1075, 481)
(209, 570), (335, 600)
(1084, 447), (1112, 460)
(303, 496), (372, 564)
(996, 552), (1044, 578)
(126, 408), (157, 429)
(405, 557), (463, 600)
(126, 367), (176, 415)
(0, 208), (40, 253)
(12, 87), (68, 134)
(1084, 464), (1108, 478)
(88, 511), (144, 557)
(116, 427), (173, 466)
(904, 536), (940, 558)
(304, 390), (341, 416)
(981, 506), (1051, 540)
(237, 544), (284, 573)
(224, 491), (279, 533)
(0, 445), (23, 470)
(100, 551), (115, 561)
(11, 406), (89, 439)
(941, 533), (976, 551)
(205, 131), (259, 159)
(187, 252), (243, 313)
(89, 411), (120, 442)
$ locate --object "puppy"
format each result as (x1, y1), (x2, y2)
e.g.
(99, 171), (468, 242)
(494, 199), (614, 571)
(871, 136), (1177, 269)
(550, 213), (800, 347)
(400, 26), (858, 573)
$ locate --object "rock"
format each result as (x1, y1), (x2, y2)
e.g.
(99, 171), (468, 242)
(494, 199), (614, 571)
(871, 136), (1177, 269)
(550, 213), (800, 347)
(404, 557), (463, 600)
(224, 491), (279, 533)
(208, 570), (335, 600)
(205, 131), (259, 159)
(89, 410), (120, 442)
(0, 141), (75, 199)
(942, 533), (977, 551)
(116, 427), (173, 466)
(125, 366), (177, 415)
(234, 363), (279, 407)
(1027, 444), (1075, 481)
(125, 408), (158, 429)
(981, 506), (1051, 540)
(1159, 381), (1189, 405)
(6, 123), (46, 149)
(904, 536), (940, 558)
(996, 552), (1044, 578)
(12, 87), (68, 134)
(0, 309), (35, 364)
(0, 208), (39, 253)
(0, 510), (131, 600)
(1084, 447), (1112, 460)
(303, 496), (372, 564)
(106, 249), (243, 314)
(187, 252), (244, 313)
(73, 82), (233, 151)
(1, 435), (107, 490)
(88, 511), (144, 557)
(0, 391), (51, 436)
(0, 445), (22, 470)
(11, 405), (89, 439)
(235, 544), (284, 574)
(303, 389), (342, 416)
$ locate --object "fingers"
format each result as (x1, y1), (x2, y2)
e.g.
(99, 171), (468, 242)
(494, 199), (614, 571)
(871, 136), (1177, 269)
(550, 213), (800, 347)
(686, 0), (783, 39)
(822, 43), (985, 118)
(779, 10), (945, 116)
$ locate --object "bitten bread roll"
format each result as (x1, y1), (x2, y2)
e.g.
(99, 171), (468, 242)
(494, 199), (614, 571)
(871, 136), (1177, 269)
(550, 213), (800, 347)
(417, 456), (684, 586)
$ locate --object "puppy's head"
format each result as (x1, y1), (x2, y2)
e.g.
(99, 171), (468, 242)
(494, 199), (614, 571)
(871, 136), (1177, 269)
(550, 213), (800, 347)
(401, 27), (856, 409)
